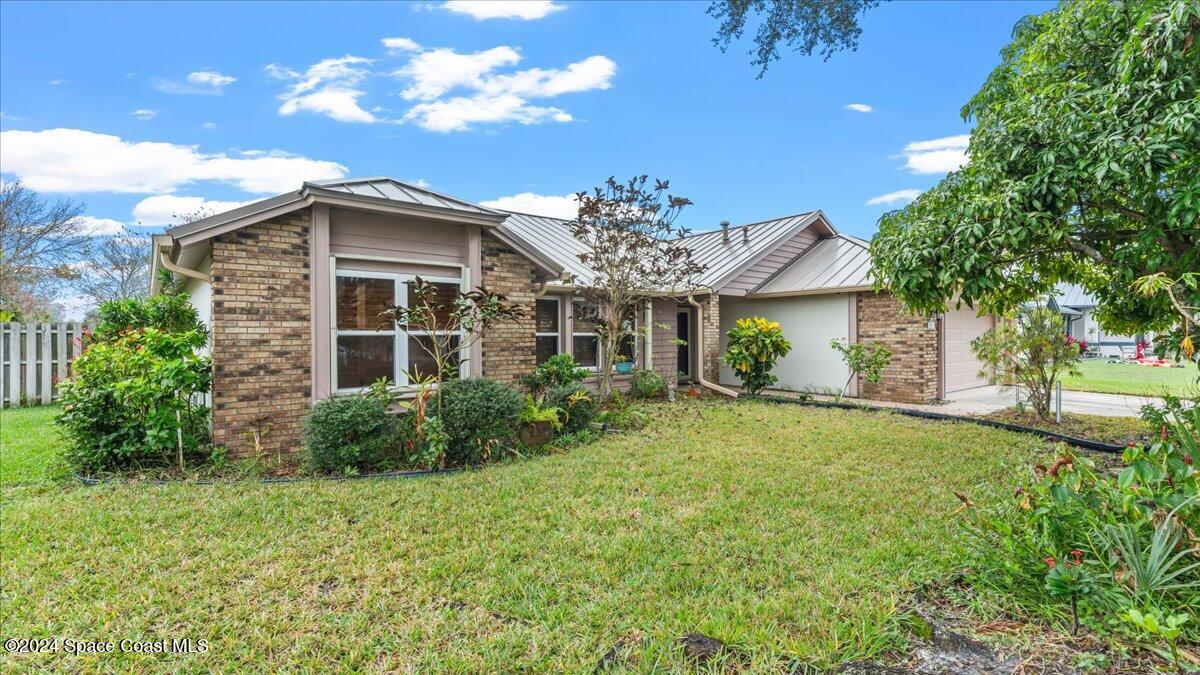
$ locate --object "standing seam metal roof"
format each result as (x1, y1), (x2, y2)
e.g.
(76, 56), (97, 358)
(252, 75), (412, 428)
(306, 177), (502, 215)
(750, 234), (873, 296)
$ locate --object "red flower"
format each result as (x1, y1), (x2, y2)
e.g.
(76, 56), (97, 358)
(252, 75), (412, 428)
(1070, 549), (1084, 566)
(1044, 556), (1056, 568)
(1185, 453), (1193, 466)
(1161, 426), (1169, 441)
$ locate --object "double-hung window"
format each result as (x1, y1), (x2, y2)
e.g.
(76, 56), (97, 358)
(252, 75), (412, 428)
(571, 298), (599, 368)
(535, 298), (561, 365)
(334, 270), (463, 392)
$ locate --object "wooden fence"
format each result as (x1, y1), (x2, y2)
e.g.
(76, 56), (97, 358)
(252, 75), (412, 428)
(0, 322), (91, 407)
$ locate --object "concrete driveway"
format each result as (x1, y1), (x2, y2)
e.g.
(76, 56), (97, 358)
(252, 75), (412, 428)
(941, 385), (1158, 417)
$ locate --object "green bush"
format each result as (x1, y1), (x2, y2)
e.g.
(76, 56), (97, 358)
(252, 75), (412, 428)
(544, 384), (598, 433)
(957, 402), (1199, 648)
(723, 316), (792, 394)
(628, 369), (665, 398)
(57, 327), (211, 474)
(304, 395), (397, 473)
(437, 378), (523, 465)
(519, 353), (589, 394)
(93, 294), (206, 344)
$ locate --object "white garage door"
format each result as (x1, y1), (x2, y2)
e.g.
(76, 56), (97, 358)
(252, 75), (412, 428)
(943, 308), (993, 393)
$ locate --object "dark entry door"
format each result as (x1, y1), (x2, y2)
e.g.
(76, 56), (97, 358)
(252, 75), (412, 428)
(676, 310), (691, 379)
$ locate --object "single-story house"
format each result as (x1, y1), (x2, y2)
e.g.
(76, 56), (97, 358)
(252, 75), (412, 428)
(150, 177), (994, 457)
(1049, 284), (1152, 357)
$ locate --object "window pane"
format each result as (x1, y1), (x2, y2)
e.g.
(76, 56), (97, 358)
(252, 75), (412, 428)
(618, 334), (637, 361)
(536, 335), (559, 364)
(404, 280), (460, 329)
(535, 299), (559, 333)
(573, 335), (598, 367)
(337, 277), (394, 330)
(407, 334), (461, 382)
(337, 335), (394, 389)
(572, 300), (597, 333)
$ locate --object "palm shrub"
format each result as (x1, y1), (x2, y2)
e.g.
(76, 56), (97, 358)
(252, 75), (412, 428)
(723, 316), (792, 394)
(57, 327), (211, 474)
(438, 378), (523, 465)
(304, 395), (398, 473)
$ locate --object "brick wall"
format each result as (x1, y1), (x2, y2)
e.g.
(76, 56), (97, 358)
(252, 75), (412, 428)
(855, 291), (939, 404)
(210, 212), (312, 457)
(480, 232), (538, 384)
(698, 294), (721, 383)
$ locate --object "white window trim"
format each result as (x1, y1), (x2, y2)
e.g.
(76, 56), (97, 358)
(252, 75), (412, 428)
(534, 296), (562, 364)
(332, 267), (464, 394)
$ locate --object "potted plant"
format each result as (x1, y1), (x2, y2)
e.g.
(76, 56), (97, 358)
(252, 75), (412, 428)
(613, 353), (634, 375)
(519, 395), (563, 446)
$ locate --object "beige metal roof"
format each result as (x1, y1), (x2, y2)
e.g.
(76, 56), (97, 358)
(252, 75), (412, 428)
(307, 177), (502, 216)
(749, 234), (873, 297)
(496, 210), (825, 290)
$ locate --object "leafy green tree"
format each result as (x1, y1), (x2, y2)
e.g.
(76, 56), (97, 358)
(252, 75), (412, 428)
(708, 0), (882, 77)
(829, 338), (892, 398)
(870, 0), (1199, 369)
(723, 316), (792, 394)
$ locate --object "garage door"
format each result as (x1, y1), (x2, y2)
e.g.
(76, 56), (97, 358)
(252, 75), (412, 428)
(943, 308), (993, 393)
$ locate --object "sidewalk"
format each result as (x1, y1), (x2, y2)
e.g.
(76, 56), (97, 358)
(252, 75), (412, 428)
(768, 385), (1157, 418)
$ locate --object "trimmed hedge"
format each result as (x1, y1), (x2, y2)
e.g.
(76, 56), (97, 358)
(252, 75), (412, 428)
(438, 378), (523, 465)
(304, 395), (397, 473)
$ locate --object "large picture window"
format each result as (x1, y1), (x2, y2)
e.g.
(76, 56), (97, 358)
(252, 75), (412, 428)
(334, 270), (463, 391)
(535, 298), (561, 365)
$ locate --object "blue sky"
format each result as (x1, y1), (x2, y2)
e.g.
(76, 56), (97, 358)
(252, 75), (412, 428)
(1, 0), (1053, 242)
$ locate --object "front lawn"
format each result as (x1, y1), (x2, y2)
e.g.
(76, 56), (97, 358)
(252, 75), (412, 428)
(978, 407), (1153, 446)
(1062, 359), (1197, 398)
(2, 401), (1046, 671)
(1, 405), (61, 485)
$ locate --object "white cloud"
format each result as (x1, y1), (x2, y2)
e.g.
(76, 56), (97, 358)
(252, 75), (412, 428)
(130, 108), (157, 120)
(133, 195), (253, 225)
(392, 45), (615, 132)
(899, 134), (970, 174)
(382, 37), (422, 54)
(479, 192), (578, 219)
(49, 78), (68, 86)
(154, 70), (237, 95)
(188, 70), (236, 89)
(408, 178), (432, 189)
(269, 56), (377, 123)
(439, 1), (565, 20)
(73, 215), (127, 236)
(866, 188), (922, 206)
(397, 46), (523, 101)
(0, 128), (348, 194)
(201, 121), (217, 129)
(404, 94), (571, 132)
(845, 103), (873, 113)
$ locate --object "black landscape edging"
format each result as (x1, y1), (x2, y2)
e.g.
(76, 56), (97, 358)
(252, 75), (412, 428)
(750, 394), (1125, 454)
(74, 466), (471, 487)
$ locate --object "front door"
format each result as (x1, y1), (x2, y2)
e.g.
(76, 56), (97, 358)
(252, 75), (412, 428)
(676, 309), (691, 380)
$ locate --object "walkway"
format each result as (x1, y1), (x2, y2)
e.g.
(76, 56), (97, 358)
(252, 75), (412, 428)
(768, 385), (1158, 418)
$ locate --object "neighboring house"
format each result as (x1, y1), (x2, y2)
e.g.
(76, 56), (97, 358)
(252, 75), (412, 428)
(150, 177), (994, 457)
(1049, 284), (1150, 356)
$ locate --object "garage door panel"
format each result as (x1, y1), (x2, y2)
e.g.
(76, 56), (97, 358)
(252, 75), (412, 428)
(944, 309), (993, 393)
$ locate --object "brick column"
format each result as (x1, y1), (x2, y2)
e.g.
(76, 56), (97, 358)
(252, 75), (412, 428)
(855, 291), (939, 403)
(480, 232), (538, 384)
(210, 212), (313, 457)
(698, 294), (721, 383)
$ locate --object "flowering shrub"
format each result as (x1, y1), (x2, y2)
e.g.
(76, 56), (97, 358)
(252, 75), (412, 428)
(957, 403), (1199, 650)
(57, 326), (211, 474)
(972, 306), (1084, 417)
(1065, 334), (1089, 354)
(723, 317), (792, 394)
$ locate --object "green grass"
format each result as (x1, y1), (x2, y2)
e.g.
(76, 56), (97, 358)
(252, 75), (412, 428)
(978, 407), (1152, 446)
(1061, 359), (1198, 398)
(1, 405), (61, 485)
(1, 400), (1048, 672)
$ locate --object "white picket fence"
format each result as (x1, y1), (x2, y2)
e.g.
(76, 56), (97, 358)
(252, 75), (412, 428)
(0, 322), (91, 407)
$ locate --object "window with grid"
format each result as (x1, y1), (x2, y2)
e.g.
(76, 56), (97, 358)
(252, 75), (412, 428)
(334, 271), (462, 391)
(535, 297), (561, 365)
(570, 299), (638, 368)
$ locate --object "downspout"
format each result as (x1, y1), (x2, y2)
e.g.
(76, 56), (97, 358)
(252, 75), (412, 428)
(685, 294), (739, 398)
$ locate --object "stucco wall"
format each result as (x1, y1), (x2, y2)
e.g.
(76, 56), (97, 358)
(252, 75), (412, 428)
(718, 294), (851, 393)
(183, 254), (212, 356)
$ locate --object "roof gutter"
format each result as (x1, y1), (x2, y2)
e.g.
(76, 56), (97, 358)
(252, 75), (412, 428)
(152, 235), (210, 294)
(685, 293), (738, 398)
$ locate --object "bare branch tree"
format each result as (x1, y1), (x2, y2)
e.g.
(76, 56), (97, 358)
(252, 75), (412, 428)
(571, 176), (706, 398)
(75, 227), (152, 306)
(0, 180), (88, 319)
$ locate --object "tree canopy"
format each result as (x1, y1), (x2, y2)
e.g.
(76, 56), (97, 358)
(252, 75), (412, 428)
(870, 0), (1199, 361)
(708, 0), (880, 77)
